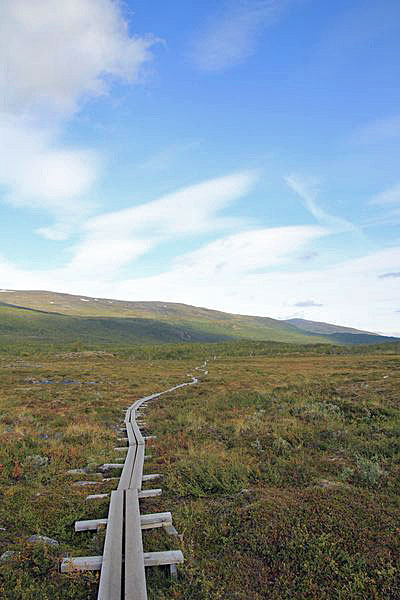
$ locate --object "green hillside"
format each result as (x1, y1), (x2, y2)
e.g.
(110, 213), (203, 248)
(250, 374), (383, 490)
(0, 291), (331, 345)
(0, 290), (397, 346)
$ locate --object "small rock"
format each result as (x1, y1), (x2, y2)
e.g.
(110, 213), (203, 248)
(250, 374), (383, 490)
(27, 534), (59, 546)
(23, 455), (49, 468)
(0, 550), (16, 563)
(39, 433), (49, 440)
(316, 479), (341, 489)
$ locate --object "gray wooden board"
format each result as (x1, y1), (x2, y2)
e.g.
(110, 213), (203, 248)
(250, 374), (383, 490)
(143, 550), (184, 566)
(75, 512), (171, 532)
(61, 556), (102, 572)
(132, 421), (145, 445)
(125, 489), (148, 600)
(97, 490), (124, 600)
(131, 444), (145, 490)
(142, 474), (161, 482)
(117, 446), (136, 491)
(126, 423), (136, 446)
(61, 550), (183, 572)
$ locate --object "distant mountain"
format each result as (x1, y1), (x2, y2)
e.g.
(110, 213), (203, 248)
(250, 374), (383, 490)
(0, 290), (397, 346)
(284, 317), (398, 345)
(284, 318), (371, 335)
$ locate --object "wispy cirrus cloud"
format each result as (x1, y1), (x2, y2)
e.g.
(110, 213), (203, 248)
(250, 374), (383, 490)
(190, 0), (291, 72)
(370, 183), (400, 205)
(285, 174), (356, 233)
(366, 183), (400, 227)
(0, 0), (158, 239)
(72, 171), (258, 275)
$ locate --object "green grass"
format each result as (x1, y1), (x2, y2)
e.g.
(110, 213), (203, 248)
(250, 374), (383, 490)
(0, 344), (399, 598)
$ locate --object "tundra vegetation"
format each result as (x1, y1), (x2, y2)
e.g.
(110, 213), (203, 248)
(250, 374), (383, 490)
(0, 340), (399, 599)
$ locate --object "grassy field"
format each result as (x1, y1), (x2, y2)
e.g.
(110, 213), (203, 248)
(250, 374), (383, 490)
(0, 341), (399, 598)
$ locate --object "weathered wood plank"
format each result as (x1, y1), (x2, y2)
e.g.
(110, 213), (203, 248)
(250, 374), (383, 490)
(97, 490), (124, 600)
(140, 512), (172, 530)
(131, 444), (145, 490)
(125, 489), (147, 600)
(99, 463), (124, 470)
(86, 493), (109, 500)
(132, 420), (145, 446)
(126, 422), (137, 446)
(61, 550), (183, 572)
(142, 473), (161, 482)
(143, 550), (184, 567)
(117, 446), (136, 491)
(75, 518), (107, 532)
(61, 555), (102, 572)
(75, 512), (171, 532)
(138, 488), (162, 498)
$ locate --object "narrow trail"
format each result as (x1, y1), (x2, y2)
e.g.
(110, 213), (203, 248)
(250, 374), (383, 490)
(62, 362), (208, 599)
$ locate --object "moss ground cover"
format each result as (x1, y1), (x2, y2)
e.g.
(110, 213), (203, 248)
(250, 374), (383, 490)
(0, 344), (399, 598)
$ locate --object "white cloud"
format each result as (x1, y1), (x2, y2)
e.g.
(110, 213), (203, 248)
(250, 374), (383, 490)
(0, 0), (157, 235)
(293, 300), (323, 307)
(366, 183), (400, 227)
(67, 171), (258, 274)
(0, 115), (98, 228)
(370, 183), (400, 205)
(170, 225), (326, 280)
(0, 0), (155, 116)
(86, 171), (256, 237)
(191, 0), (289, 72)
(285, 174), (356, 233)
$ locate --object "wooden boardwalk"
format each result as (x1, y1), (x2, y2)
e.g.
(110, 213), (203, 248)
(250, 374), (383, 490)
(61, 376), (198, 599)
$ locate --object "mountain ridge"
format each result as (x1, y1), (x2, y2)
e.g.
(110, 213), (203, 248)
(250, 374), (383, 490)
(0, 290), (397, 346)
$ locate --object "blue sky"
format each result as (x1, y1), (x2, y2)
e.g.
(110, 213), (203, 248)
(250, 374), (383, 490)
(1, 0), (399, 333)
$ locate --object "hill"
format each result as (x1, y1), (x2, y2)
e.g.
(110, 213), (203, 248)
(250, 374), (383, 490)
(284, 317), (398, 345)
(0, 289), (397, 346)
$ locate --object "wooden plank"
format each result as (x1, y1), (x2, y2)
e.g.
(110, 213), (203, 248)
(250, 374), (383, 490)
(75, 518), (107, 532)
(138, 488), (162, 499)
(126, 423), (136, 446)
(61, 556), (102, 572)
(61, 550), (183, 572)
(125, 489), (147, 600)
(97, 490), (124, 600)
(99, 463), (124, 470)
(131, 444), (145, 490)
(140, 512), (172, 530)
(75, 512), (171, 532)
(73, 480), (103, 486)
(143, 550), (184, 567)
(86, 493), (109, 500)
(142, 474), (161, 482)
(132, 420), (145, 445)
(117, 446), (136, 491)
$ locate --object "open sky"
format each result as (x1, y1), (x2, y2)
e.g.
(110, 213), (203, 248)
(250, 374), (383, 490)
(1, 0), (399, 334)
